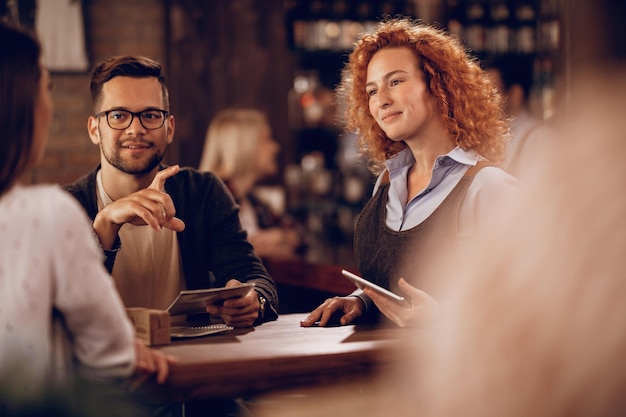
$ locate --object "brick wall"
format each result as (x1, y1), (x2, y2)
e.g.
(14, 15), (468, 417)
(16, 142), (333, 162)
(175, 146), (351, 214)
(22, 0), (167, 186)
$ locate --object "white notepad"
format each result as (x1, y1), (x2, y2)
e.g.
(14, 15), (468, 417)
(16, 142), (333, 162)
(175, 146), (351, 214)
(165, 283), (254, 338)
(169, 323), (234, 338)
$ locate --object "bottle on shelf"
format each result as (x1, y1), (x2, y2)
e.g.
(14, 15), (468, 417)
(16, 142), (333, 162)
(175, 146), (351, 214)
(513, 0), (537, 54)
(486, 2), (512, 54)
(464, 1), (487, 53)
(445, 0), (464, 40)
(538, 0), (560, 54)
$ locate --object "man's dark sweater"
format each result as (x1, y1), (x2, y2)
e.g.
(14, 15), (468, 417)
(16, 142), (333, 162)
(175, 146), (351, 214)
(63, 165), (278, 323)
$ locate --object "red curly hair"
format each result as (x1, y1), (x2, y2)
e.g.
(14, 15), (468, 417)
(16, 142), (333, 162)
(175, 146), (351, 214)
(338, 18), (508, 174)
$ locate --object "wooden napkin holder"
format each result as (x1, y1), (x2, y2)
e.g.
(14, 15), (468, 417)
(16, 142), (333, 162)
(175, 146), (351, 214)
(126, 307), (171, 346)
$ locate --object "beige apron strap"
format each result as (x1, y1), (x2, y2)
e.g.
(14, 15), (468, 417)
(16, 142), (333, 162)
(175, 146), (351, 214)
(380, 169), (390, 185)
(465, 160), (495, 177)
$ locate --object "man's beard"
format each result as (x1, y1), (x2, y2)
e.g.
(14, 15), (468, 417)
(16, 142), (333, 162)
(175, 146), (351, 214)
(102, 144), (166, 175)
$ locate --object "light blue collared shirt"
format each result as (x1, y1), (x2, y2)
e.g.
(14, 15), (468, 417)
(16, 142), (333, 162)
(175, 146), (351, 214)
(373, 147), (519, 240)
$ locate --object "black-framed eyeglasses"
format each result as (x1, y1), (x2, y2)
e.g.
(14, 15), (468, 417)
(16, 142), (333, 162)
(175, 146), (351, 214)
(94, 109), (169, 130)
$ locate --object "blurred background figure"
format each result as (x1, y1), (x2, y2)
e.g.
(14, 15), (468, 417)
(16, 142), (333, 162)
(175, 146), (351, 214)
(485, 53), (550, 177)
(199, 108), (305, 259)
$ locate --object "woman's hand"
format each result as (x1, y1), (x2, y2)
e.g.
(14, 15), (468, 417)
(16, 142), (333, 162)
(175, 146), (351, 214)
(363, 278), (439, 327)
(300, 296), (366, 327)
(129, 339), (178, 390)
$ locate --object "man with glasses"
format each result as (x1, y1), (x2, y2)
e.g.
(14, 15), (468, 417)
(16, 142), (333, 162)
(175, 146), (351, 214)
(95, 108), (169, 131)
(63, 55), (278, 333)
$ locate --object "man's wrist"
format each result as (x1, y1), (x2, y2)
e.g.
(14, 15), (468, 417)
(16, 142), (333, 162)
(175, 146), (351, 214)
(92, 214), (121, 250)
(92, 223), (122, 253)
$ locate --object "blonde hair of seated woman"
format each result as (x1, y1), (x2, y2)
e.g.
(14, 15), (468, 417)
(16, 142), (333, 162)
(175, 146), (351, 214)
(199, 108), (302, 259)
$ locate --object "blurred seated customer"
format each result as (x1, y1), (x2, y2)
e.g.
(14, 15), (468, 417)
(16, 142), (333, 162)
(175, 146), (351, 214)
(199, 108), (305, 259)
(485, 54), (550, 177)
(0, 21), (173, 415)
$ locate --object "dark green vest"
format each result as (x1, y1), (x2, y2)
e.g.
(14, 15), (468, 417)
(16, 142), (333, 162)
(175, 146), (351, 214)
(354, 163), (489, 300)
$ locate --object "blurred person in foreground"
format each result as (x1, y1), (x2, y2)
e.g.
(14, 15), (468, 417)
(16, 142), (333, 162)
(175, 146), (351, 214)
(0, 21), (173, 417)
(414, 2), (626, 415)
(199, 108), (305, 259)
(62, 55), (278, 329)
(301, 17), (518, 328)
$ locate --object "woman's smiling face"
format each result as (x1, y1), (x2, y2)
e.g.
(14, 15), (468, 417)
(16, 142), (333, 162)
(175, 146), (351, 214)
(365, 47), (441, 144)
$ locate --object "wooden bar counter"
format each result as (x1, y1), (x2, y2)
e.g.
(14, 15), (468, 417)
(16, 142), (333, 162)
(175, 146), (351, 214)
(155, 313), (405, 401)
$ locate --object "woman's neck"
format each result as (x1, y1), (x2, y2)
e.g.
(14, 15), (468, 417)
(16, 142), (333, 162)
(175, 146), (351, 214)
(406, 137), (456, 175)
(227, 174), (257, 199)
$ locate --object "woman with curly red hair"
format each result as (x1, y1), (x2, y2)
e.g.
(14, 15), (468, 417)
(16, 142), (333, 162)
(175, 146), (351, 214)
(301, 18), (518, 328)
